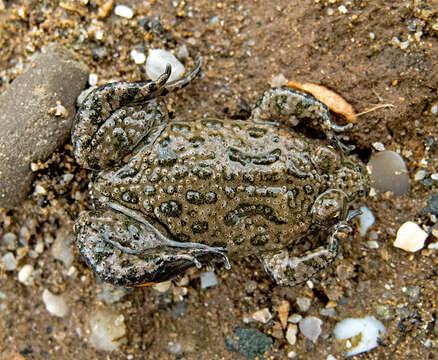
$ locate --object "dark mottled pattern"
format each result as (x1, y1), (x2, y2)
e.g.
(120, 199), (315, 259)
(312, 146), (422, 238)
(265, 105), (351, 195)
(93, 119), (365, 256)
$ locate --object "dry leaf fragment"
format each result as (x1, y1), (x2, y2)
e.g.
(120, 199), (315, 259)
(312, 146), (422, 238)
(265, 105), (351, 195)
(286, 80), (357, 123)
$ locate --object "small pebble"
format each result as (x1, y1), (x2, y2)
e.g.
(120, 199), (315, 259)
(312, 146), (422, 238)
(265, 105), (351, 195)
(414, 169), (427, 181)
(88, 73), (98, 86)
(270, 73), (288, 87)
(114, 5), (133, 19)
(430, 104), (438, 114)
(299, 316), (322, 342)
(251, 308), (272, 324)
(366, 240), (379, 249)
(177, 45), (189, 59)
(288, 351), (297, 358)
(168, 342), (181, 353)
(18, 264), (34, 285)
(296, 296), (312, 312)
(2, 252), (17, 271)
(225, 327), (272, 360)
(374, 303), (394, 320)
(277, 300), (290, 329)
(2, 232), (17, 250)
(130, 49), (146, 64)
(89, 309), (126, 351)
(285, 324), (298, 345)
(200, 271), (218, 289)
(372, 142), (385, 151)
(146, 49), (185, 82)
(319, 307), (336, 318)
(288, 313), (302, 324)
(393, 221), (428, 252)
(327, 355), (336, 360)
(333, 316), (386, 357)
(51, 230), (74, 266)
(152, 280), (172, 293)
(367, 151), (410, 196)
(42, 289), (69, 317)
(338, 5), (348, 14)
(358, 206), (375, 236)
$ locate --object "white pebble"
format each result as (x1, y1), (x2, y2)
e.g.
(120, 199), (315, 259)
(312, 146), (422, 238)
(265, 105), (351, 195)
(88, 73), (98, 86)
(431, 173), (438, 180)
(200, 271), (218, 289)
(251, 308), (272, 324)
(286, 324), (298, 345)
(270, 73), (288, 87)
(130, 49), (146, 64)
(366, 240), (379, 249)
(430, 104), (438, 114)
(114, 5), (133, 19)
(428, 242), (438, 250)
(327, 355), (336, 360)
(338, 5), (348, 14)
(288, 351), (297, 358)
(2, 252), (17, 271)
(89, 309), (126, 351)
(299, 316), (322, 342)
(393, 221), (428, 252)
(358, 206), (375, 236)
(372, 142), (385, 151)
(145, 49), (185, 82)
(414, 169), (427, 181)
(333, 316), (386, 357)
(42, 289), (69, 317)
(288, 313), (302, 324)
(18, 264), (34, 285)
(152, 280), (172, 293)
(296, 296), (312, 312)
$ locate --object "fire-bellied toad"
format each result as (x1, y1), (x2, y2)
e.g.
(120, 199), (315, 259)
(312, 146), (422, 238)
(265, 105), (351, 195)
(72, 60), (368, 287)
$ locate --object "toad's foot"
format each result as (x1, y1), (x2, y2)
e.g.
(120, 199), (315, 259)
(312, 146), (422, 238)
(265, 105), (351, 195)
(75, 202), (229, 286)
(72, 59), (202, 170)
(250, 87), (354, 154)
(261, 211), (360, 286)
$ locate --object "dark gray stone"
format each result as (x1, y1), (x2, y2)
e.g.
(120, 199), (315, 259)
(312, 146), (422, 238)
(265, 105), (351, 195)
(225, 327), (272, 359)
(421, 194), (438, 216)
(0, 44), (88, 208)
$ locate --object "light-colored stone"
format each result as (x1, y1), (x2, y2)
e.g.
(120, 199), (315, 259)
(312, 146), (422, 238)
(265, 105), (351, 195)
(277, 300), (290, 329)
(251, 308), (272, 324)
(42, 289), (69, 317)
(146, 49), (185, 83)
(285, 324), (298, 345)
(393, 221), (428, 252)
(18, 264), (34, 285)
(89, 309), (127, 351)
(299, 316), (322, 342)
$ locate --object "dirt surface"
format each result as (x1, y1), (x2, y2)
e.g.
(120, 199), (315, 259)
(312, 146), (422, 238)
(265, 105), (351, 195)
(0, 0), (437, 359)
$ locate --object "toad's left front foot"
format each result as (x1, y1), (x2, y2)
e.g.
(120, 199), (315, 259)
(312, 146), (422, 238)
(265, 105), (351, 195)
(261, 210), (360, 287)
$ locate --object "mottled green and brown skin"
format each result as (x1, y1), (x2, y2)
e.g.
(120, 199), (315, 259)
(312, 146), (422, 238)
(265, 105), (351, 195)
(72, 61), (368, 286)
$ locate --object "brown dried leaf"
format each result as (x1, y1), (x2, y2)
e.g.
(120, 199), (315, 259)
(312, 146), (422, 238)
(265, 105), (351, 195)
(286, 80), (357, 123)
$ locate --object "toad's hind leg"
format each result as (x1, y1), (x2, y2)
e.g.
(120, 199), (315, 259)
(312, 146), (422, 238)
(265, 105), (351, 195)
(75, 203), (229, 286)
(261, 221), (354, 287)
(72, 60), (202, 170)
(250, 87), (354, 153)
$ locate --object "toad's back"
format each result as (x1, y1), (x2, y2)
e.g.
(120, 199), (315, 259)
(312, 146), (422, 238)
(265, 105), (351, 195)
(94, 119), (333, 256)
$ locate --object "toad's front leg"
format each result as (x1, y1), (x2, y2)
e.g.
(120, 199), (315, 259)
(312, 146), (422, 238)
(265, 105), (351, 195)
(250, 87), (354, 153)
(72, 60), (202, 170)
(75, 202), (229, 286)
(261, 190), (361, 286)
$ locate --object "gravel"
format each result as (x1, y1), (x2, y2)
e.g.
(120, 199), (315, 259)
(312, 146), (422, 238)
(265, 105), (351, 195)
(200, 270), (218, 289)
(0, 44), (88, 208)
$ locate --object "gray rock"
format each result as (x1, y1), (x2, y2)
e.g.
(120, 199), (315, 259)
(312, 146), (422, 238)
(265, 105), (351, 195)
(0, 44), (88, 208)
(225, 327), (272, 359)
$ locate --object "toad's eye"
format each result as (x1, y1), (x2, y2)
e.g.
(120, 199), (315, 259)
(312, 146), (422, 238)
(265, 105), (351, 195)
(311, 189), (347, 227)
(311, 146), (340, 174)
